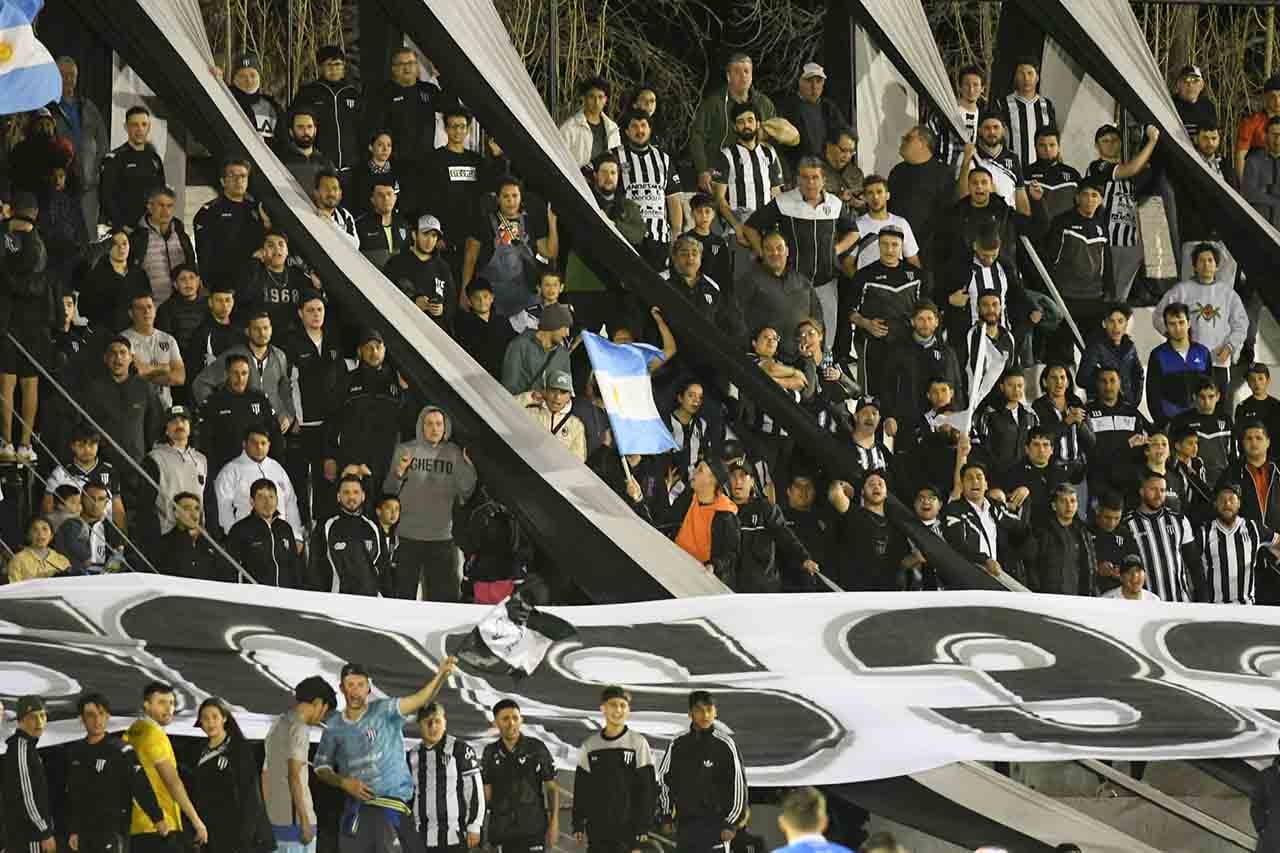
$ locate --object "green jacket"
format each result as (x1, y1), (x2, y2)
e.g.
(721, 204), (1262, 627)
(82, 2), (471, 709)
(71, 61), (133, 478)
(501, 330), (572, 395)
(689, 87), (778, 178)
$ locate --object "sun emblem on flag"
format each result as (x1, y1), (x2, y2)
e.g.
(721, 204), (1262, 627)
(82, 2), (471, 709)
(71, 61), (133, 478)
(0, 42), (13, 64)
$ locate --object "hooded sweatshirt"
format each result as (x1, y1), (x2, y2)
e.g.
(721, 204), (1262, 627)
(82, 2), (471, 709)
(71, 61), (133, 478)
(383, 406), (478, 541)
(1153, 278), (1249, 360)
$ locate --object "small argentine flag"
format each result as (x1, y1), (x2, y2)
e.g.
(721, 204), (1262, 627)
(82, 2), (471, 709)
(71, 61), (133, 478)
(581, 331), (678, 455)
(0, 0), (61, 115)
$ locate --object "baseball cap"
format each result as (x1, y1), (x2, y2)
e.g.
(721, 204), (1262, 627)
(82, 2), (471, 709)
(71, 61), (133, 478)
(1248, 362), (1271, 377)
(167, 405), (192, 423)
(878, 224), (905, 241)
(16, 695), (45, 719)
(416, 214), (443, 234)
(1266, 74), (1280, 93)
(801, 62), (827, 80)
(543, 369), (574, 393)
(1120, 554), (1144, 572)
(467, 277), (494, 294)
(538, 304), (573, 332)
(1177, 64), (1203, 80)
(234, 52), (261, 72)
(1077, 173), (1108, 194)
(340, 662), (371, 681)
(1094, 123), (1121, 142)
(358, 328), (384, 346)
(317, 45), (346, 64)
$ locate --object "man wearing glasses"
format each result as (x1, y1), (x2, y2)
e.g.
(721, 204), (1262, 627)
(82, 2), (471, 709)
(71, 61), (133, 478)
(425, 106), (487, 281)
(193, 158), (266, 289)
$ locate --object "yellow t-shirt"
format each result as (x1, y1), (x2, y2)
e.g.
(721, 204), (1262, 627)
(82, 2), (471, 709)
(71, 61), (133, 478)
(125, 718), (182, 835)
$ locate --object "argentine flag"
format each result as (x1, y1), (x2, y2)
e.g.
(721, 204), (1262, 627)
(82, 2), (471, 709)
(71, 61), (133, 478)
(0, 0), (60, 115)
(582, 331), (678, 455)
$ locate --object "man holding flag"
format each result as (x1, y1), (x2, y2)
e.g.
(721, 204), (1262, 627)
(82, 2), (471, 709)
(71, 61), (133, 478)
(582, 331), (679, 459)
(0, 0), (62, 116)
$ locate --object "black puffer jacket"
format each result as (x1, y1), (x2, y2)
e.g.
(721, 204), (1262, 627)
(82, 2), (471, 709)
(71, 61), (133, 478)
(733, 495), (810, 593)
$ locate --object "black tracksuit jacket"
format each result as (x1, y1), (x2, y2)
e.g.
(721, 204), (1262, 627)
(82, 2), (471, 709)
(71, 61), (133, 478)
(65, 735), (164, 838)
(2, 730), (53, 846)
(655, 724), (747, 829)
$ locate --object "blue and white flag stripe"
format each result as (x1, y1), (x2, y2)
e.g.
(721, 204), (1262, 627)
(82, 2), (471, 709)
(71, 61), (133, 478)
(581, 332), (678, 456)
(0, 0), (62, 116)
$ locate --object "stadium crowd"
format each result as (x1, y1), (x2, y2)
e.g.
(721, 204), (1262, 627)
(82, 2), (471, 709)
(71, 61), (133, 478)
(0, 43), (1277, 613)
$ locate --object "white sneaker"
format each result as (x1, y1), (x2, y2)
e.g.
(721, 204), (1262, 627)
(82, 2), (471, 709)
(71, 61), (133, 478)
(0, 442), (16, 462)
(15, 445), (36, 464)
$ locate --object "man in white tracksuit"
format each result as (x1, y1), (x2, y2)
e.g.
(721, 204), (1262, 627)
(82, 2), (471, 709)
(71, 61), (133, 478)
(1154, 241), (1249, 392)
(214, 425), (303, 540)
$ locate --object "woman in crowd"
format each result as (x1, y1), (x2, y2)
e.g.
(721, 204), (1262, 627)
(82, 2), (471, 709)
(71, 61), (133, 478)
(6, 517), (70, 583)
(192, 697), (272, 853)
(78, 228), (149, 332)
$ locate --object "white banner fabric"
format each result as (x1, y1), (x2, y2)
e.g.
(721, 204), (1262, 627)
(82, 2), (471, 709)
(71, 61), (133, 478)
(3, 576), (1279, 784)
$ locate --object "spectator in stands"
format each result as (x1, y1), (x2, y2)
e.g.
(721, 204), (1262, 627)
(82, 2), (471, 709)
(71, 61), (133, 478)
(998, 56), (1057, 168)
(714, 102), (783, 260)
(691, 52), (777, 193)
(1032, 363), (1091, 484)
(1091, 491), (1135, 594)
(730, 463), (815, 593)
(325, 328), (404, 495)
(588, 150), (646, 251)
(79, 228), (149, 331)
(1216, 422), (1280, 604)
(280, 107), (337, 199)
(1029, 483), (1095, 595)
(1044, 175), (1110, 364)
(744, 156), (857, 355)
(1172, 64), (1216, 138)
(0, 193), (54, 464)
(383, 406), (476, 601)
(933, 165), (1046, 281)
(192, 281), (244, 371)
(195, 312), (295, 437)
(83, 336), (165, 466)
(1237, 364), (1280, 447)
(156, 492), (223, 581)
(660, 459), (739, 584)
(355, 177), (409, 269)
(462, 176), (558, 317)
(683, 193), (732, 290)
(1024, 127), (1082, 223)
(99, 105), (165, 230)
(1168, 424), (1214, 523)
(155, 264), (208, 402)
(517, 370), (587, 462)
(777, 63), (847, 171)
(941, 226), (1015, 351)
(1086, 366), (1151, 498)
(201, 352), (278, 473)
(943, 461), (1027, 579)
(794, 317), (857, 434)
(1089, 124), (1159, 302)
(1241, 115), (1280, 229)
(1235, 73), (1280, 177)
(454, 278), (515, 380)
(1124, 471), (1205, 601)
(501, 303), (572, 395)
(46, 484), (80, 534)
(276, 291), (340, 526)
(851, 175), (919, 269)
(1078, 304), (1143, 406)
(426, 107), (490, 278)
(44, 424), (124, 524)
(350, 130), (399, 219)
(1199, 482), (1279, 605)
(127, 684), (211, 852)
(229, 52), (283, 141)
(888, 125), (953, 260)
(999, 425), (1068, 529)
(364, 48), (448, 194)
(291, 46), (362, 173)
(1100, 554), (1158, 600)
(238, 234), (312, 336)
(307, 474), (387, 594)
(960, 293), (1017, 388)
(51, 56), (108, 241)
(1147, 302), (1212, 429)
(842, 226), (921, 393)
(215, 426), (302, 542)
(6, 517), (70, 582)
(820, 126), (864, 213)
(615, 109), (682, 269)
(734, 232), (819, 363)
(129, 186), (193, 306)
(53, 481), (121, 575)
(778, 471), (829, 591)
(313, 168), (359, 248)
(122, 293), (185, 410)
(39, 165), (87, 292)
(883, 302), (962, 435)
(973, 369), (1036, 477)
(1179, 121), (1236, 281)
(376, 488), (404, 594)
(931, 65), (984, 166)
(957, 114), (1026, 210)
(662, 379), (712, 483)
(828, 471), (906, 590)
(1155, 243), (1248, 391)
(384, 215), (455, 332)
(225, 478), (303, 587)
(136, 405), (206, 549)
(193, 158), (265, 291)
(559, 75), (621, 169)
(510, 268), (572, 335)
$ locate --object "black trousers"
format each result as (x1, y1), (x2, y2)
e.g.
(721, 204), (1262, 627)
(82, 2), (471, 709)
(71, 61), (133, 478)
(394, 538), (460, 601)
(78, 832), (129, 853)
(675, 818), (728, 853)
(286, 424), (334, 527)
(587, 839), (634, 853)
(129, 834), (177, 853)
(494, 837), (545, 853)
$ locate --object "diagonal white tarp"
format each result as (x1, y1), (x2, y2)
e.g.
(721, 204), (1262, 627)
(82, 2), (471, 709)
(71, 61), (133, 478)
(4, 575), (1280, 788)
(138, 0), (723, 598)
(847, 0), (964, 140)
(1039, 36), (1115, 173)
(854, 25), (917, 176)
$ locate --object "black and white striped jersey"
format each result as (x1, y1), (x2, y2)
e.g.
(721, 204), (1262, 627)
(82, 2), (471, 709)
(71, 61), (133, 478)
(1124, 506), (1196, 602)
(964, 256), (1013, 327)
(929, 106), (980, 166)
(1087, 159), (1139, 247)
(713, 142), (783, 222)
(409, 735), (485, 847)
(1200, 516), (1276, 605)
(972, 147), (1024, 208)
(1001, 93), (1057, 169)
(617, 142), (681, 242)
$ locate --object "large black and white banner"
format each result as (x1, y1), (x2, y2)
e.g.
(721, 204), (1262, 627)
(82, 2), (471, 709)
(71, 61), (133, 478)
(4, 577), (1280, 781)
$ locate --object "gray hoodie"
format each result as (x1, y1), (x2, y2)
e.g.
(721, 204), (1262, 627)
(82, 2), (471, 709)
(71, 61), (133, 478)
(383, 406), (477, 541)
